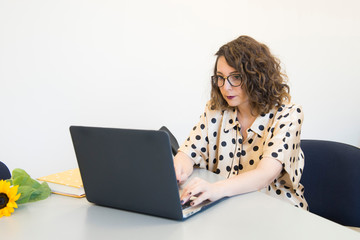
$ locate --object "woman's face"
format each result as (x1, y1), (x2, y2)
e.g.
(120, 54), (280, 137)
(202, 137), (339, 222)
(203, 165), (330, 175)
(216, 56), (249, 109)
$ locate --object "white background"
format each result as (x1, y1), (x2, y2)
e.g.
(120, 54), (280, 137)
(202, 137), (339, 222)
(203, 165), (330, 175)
(1, 0), (359, 177)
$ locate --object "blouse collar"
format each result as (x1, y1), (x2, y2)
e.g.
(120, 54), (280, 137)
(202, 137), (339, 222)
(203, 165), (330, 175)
(223, 107), (275, 138)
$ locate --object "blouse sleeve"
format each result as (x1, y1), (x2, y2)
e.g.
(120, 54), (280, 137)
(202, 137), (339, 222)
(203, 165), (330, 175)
(178, 104), (211, 169)
(262, 105), (305, 189)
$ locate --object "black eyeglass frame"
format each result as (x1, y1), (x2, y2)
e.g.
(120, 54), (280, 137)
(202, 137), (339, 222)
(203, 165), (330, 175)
(211, 74), (243, 87)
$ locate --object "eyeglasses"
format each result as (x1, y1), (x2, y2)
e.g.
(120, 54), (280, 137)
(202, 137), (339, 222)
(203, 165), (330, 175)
(211, 74), (243, 87)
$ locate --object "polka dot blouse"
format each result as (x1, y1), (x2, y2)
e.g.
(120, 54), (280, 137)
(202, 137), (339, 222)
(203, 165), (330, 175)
(178, 101), (308, 209)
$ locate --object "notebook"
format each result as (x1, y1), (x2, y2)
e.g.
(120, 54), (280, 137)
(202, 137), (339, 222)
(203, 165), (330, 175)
(69, 126), (225, 220)
(37, 168), (85, 198)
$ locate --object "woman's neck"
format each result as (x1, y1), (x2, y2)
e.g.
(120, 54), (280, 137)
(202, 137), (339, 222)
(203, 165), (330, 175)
(237, 102), (257, 120)
(237, 104), (258, 139)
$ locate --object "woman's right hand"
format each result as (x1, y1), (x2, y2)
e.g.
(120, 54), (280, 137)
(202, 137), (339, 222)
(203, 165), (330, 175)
(173, 152), (194, 184)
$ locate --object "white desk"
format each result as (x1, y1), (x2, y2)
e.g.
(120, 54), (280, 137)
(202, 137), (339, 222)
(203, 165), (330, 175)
(1, 192), (359, 240)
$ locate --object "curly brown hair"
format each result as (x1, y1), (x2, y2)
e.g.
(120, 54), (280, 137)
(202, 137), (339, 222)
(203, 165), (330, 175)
(210, 35), (291, 115)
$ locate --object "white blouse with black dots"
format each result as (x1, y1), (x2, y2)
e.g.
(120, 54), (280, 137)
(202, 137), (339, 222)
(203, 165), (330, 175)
(178, 101), (308, 209)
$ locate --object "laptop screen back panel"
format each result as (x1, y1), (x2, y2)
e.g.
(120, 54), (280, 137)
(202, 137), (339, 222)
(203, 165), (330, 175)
(70, 126), (183, 220)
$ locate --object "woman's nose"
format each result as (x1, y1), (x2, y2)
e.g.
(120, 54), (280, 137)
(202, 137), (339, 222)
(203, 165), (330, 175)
(223, 79), (233, 90)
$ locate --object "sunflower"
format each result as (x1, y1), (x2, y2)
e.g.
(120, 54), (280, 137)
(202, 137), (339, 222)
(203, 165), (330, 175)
(0, 180), (21, 217)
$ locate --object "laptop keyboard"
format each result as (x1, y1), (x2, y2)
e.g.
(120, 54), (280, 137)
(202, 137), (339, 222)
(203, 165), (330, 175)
(181, 201), (192, 210)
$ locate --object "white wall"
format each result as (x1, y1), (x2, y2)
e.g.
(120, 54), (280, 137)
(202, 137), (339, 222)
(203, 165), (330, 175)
(1, 0), (359, 177)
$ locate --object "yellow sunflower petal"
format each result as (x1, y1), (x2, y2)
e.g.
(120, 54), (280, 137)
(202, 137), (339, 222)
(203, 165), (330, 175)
(7, 201), (18, 209)
(0, 180), (20, 217)
(1, 180), (11, 195)
(8, 206), (14, 214)
(2, 207), (11, 217)
(13, 193), (21, 202)
(9, 185), (19, 198)
(0, 180), (7, 193)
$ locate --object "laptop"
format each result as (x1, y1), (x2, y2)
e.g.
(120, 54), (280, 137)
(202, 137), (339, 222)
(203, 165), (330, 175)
(69, 126), (225, 220)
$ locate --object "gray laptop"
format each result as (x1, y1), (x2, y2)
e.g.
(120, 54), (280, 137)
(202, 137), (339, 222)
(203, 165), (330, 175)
(69, 126), (225, 220)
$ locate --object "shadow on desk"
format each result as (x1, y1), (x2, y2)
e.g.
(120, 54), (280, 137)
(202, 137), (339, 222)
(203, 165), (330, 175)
(85, 205), (185, 238)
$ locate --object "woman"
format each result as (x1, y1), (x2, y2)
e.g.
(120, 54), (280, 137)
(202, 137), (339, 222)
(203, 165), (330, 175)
(174, 35), (307, 210)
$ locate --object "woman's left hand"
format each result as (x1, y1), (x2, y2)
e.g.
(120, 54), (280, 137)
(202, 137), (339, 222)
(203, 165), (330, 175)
(180, 177), (224, 207)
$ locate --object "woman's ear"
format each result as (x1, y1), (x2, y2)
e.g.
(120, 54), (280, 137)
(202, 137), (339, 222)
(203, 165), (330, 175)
(0, 161), (11, 180)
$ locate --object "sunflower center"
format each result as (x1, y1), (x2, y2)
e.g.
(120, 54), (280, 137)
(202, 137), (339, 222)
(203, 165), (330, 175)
(0, 193), (10, 209)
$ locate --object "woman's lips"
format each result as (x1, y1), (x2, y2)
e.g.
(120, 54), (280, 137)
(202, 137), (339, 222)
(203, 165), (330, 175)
(227, 96), (235, 100)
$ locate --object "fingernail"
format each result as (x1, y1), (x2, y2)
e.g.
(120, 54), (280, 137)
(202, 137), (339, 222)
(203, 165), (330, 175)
(190, 201), (194, 206)
(188, 192), (192, 195)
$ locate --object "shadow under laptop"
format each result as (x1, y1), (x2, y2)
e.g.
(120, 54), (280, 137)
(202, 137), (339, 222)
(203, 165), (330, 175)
(84, 204), (186, 238)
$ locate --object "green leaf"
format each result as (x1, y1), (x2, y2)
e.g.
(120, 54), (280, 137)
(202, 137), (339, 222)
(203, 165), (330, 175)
(13, 175), (41, 189)
(12, 168), (30, 180)
(10, 168), (51, 204)
(28, 182), (51, 202)
(16, 186), (36, 204)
